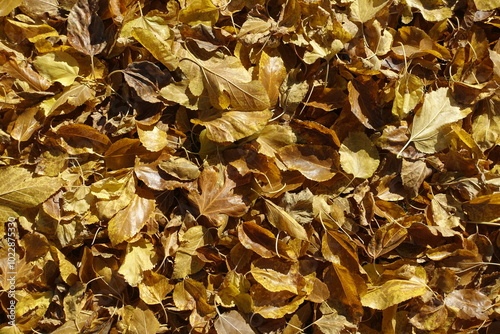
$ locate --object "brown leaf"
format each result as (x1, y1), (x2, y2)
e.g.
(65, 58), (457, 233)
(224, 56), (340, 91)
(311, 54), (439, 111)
(56, 124), (111, 155)
(444, 289), (492, 320)
(187, 165), (248, 226)
(264, 198), (309, 240)
(67, 0), (106, 56)
(278, 144), (339, 182)
(238, 221), (297, 260)
(367, 222), (408, 259)
(348, 76), (387, 129)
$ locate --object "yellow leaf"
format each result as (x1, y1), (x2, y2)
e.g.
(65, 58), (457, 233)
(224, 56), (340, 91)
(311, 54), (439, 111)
(399, 88), (471, 156)
(6, 19), (59, 43)
(0, 0), (22, 16)
(108, 189), (155, 245)
(264, 198), (308, 240)
(361, 275), (428, 310)
(251, 258), (305, 295)
(350, 0), (391, 23)
(118, 239), (158, 287)
(172, 225), (212, 279)
(32, 52), (80, 86)
(405, 0), (453, 21)
(0, 166), (63, 222)
(118, 305), (161, 334)
(179, 51), (270, 111)
(214, 310), (255, 334)
(392, 73), (424, 119)
(138, 271), (174, 305)
(340, 132), (380, 179)
(258, 50), (287, 107)
(179, 0), (219, 26)
(136, 123), (168, 152)
(473, 0), (500, 10)
(192, 109), (272, 144)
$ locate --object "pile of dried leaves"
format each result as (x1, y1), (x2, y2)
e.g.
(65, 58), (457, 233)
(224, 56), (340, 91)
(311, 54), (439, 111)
(1, 0), (500, 333)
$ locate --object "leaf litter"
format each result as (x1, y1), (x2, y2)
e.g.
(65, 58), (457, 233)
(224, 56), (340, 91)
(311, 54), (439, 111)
(1, 0), (500, 333)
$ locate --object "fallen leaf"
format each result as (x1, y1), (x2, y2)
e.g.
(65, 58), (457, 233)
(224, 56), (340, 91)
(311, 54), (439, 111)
(264, 198), (309, 240)
(215, 310), (255, 334)
(361, 270), (428, 310)
(187, 165), (248, 226)
(33, 52), (80, 86)
(278, 144), (338, 182)
(118, 305), (161, 334)
(0, 166), (63, 221)
(192, 109), (272, 144)
(444, 289), (492, 320)
(107, 188), (155, 245)
(118, 238), (158, 287)
(340, 131), (380, 179)
(399, 88), (471, 156)
(67, 0), (106, 57)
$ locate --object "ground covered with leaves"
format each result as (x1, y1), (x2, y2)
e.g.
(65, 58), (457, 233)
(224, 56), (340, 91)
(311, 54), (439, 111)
(1, 0), (500, 333)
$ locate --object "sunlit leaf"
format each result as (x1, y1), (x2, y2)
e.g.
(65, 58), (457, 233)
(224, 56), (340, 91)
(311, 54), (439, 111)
(0, 166), (63, 222)
(33, 52), (79, 86)
(278, 144), (338, 182)
(66, 0), (106, 56)
(215, 310), (255, 334)
(0, 0), (22, 17)
(118, 305), (160, 334)
(108, 189), (155, 245)
(340, 131), (380, 179)
(361, 270), (428, 310)
(264, 198), (308, 240)
(399, 88), (471, 156)
(192, 109), (272, 144)
(118, 239), (158, 287)
(187, 165), (248, 226)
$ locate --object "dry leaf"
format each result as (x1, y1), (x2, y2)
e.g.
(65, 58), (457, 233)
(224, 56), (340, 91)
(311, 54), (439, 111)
(214, 310), (255, 334)
(0, 166), (63, 221)
(399, 88), (471, 156)
(187, 165), (248, 226)
(340, 132), (380, 179)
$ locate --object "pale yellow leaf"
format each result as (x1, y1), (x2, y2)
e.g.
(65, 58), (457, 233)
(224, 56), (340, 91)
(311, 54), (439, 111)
(32, 52), (79, 86)
(118, 239), (158, 287)
(399, 88), (471, 156)
(0, 166), (63, 222)
(215, 310), (255, 334)
(0, 0), (22, 16)
(340, 132), (380, 179)
(350, 0), (391, 23)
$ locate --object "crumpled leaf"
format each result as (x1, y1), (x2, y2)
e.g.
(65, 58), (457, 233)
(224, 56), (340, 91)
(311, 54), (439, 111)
(187, 165), (248, 226)
(340, 132), (380, 179)
(0, 166), (63, 221)
(399, 88), (471, 156)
